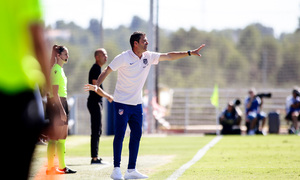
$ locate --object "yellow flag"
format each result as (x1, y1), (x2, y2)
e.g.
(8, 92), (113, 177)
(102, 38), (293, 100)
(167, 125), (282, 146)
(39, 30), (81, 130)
(210, 84), (219, 108)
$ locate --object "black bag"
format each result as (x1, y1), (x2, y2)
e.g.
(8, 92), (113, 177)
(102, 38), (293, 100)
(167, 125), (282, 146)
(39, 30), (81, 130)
(268, 112), (280, 134)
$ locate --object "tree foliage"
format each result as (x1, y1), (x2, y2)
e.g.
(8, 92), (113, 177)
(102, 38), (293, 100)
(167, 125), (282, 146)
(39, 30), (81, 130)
(46, 18), (300, 94)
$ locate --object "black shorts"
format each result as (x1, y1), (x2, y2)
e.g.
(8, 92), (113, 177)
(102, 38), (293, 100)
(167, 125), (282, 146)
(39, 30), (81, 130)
(285, 111), (300, 121)
(46, 97), (69, 126)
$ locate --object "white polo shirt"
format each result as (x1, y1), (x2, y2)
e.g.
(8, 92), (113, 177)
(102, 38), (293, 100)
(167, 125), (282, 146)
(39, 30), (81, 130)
(109, 50), (161, 105)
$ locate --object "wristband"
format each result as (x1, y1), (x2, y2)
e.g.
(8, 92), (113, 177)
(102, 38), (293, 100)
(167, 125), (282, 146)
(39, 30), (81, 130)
(187, 50), (191, 56)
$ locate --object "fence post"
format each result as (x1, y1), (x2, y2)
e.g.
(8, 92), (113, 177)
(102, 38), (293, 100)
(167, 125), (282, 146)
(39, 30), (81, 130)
(184, 90), (190, 133)
(215, 107), (220, 135)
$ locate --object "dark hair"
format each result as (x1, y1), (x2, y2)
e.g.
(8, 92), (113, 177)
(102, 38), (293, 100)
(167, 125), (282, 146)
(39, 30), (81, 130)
(130, 31), (146, 49)
(53, 45), (67, 55)
(50, 45), (67, 67)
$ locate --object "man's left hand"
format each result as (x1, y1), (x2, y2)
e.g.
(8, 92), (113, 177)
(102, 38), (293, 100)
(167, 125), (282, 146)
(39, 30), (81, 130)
(191, 44), (206, 56)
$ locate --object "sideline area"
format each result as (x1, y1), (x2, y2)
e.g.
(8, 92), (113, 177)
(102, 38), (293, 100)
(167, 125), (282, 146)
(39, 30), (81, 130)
(166, 136), (222, 180)
(30, 135), (300, 179)
(29, 135), (214, 180)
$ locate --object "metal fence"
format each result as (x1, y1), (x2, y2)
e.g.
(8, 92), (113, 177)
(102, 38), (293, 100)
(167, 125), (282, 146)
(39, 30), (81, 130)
(71, 88), (291, 135)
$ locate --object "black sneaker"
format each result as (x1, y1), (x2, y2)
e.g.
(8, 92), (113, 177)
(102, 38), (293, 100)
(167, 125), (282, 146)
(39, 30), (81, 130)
(59, 167), (77, 174)
(91, 158), (103, 164)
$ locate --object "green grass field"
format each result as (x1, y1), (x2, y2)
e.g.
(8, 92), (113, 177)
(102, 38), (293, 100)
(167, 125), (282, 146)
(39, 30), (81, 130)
(29, 135), (300, 180)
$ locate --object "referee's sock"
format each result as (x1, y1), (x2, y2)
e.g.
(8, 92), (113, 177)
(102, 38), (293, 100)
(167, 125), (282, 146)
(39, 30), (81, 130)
(47, 140), (57, 170)
(57, 139), (66, 169)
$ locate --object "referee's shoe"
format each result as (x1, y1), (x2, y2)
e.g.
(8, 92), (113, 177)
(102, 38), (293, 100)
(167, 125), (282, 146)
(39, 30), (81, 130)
(59, 166), (77, 174)
(46, 167), (64, 175)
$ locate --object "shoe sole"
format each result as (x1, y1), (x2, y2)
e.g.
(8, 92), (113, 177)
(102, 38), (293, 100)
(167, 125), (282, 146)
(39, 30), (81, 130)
(124, 176), (148, 179)
(110, 177), (124, 180)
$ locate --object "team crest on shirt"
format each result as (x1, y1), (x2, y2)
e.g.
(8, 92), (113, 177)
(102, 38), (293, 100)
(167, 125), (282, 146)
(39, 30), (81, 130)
(142, 59), (148, 68)
(143, 59), (148, 65)
(118, 109), (124, 115)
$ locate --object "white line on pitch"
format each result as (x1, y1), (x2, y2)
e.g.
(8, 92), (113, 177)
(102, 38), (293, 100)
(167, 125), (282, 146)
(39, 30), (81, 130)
(166, 136), (223, 180)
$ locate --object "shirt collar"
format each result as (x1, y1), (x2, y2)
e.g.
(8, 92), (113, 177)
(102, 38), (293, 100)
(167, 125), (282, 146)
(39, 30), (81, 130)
(129, 50), (145, 60)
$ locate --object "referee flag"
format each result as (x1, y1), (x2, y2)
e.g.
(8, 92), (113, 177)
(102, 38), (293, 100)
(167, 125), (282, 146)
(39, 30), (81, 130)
(210, 84), (219, 108)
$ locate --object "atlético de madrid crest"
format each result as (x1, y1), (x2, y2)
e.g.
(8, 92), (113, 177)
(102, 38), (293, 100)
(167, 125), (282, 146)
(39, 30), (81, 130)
(143, 58), (148, 65)
(118, 109), (124, 115)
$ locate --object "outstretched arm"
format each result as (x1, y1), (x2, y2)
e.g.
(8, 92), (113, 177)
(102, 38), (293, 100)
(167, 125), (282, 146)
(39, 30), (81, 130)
(84, 84), (113, 103)
(159, 44), (205, 61)
(84, 66), (114, 103)
(96, 66), (113, 87)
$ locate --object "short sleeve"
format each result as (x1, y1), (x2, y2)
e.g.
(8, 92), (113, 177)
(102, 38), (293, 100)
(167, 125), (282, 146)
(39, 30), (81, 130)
(89, 65), (100, 82)
(109, 53), (126, 71)
(256, 97), (261, 105)
(51, 66), (61, 85)
(150, 52), (161, 65)
(23, 0), (43, 23)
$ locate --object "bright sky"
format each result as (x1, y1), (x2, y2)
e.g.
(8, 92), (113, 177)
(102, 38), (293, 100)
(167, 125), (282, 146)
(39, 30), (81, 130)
(42, 0), (300, 36)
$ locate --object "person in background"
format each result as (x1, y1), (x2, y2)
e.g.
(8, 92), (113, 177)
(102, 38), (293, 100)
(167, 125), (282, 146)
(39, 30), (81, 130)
(219, 100), (242, 135)
(245, 88), (266, 135)
(87, 48), (109, 164)
(142, 90), (149, 132)
(285, 88), (300, 134)
(46, 45), (76, 174)
(0, 0), (51, 179)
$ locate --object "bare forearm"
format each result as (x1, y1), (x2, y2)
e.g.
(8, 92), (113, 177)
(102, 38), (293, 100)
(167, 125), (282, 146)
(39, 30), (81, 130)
(52, 85), (65, 113)
(84, 83), (113, 103)
(159, 44), (205, 61)
(246, 99), (253, 109)
(30, 24), (51, 90)
(53, 94), (65, 113)
(160, 51), (190, 61)
(96, 66), (112, 87)
(95, 86), (113, 103)
(95, 86), (109, 98)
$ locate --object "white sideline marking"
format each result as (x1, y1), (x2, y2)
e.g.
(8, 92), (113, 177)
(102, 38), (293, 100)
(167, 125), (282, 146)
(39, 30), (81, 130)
(166, 136), (223, 180)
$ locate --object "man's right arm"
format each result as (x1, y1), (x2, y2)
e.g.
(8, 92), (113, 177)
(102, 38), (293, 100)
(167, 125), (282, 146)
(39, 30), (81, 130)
(84, 66), (114, 103)
(96, 66), (113, 87)
(246, 98), (253, 109)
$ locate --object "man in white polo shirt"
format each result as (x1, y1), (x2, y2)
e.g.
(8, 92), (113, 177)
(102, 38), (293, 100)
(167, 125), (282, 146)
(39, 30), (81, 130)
(85, 31), (205, 179)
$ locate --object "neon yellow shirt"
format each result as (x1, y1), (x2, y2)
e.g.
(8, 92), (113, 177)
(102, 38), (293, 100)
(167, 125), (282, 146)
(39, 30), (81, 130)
(0, 0), (45, 94)
(51, 64), (67, 98)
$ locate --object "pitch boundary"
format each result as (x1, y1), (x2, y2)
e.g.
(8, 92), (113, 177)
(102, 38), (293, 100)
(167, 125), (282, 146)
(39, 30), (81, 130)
(166, 136), (223, 180)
